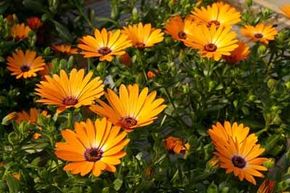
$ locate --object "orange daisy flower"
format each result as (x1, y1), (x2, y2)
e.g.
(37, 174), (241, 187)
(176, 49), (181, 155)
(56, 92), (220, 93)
(33, 133), (42, 140)
(208, 121), (268, 185)
(78, 28), (132, 62)
(122, 23), (164, 49)
(1, 112), (17, 125)
(6, 108), (48, 139)
(223, 41), (250, 64)
(164, 136), (190, 155)
(280, 4), (290, 18)
(241, 24), (278, 44)
(89, 84), (167, 132)
(7, 50), (45, 79)
(13, 108), (48, 124)
(257, 179), (276, 193)
(165, 15), (196, 41)
(26, 17), (42, 30)
(10, 23), (31, 40)
(55, 118), (129, 176)
(12, 173), (21, 181)
(52, 44), (79, 54)
(146, 70), (156, 79)
(35, 68), (104, 114)
(191, 2), (241, 28)
(257, 179), (275, 193)
(184, 25), (238, 61)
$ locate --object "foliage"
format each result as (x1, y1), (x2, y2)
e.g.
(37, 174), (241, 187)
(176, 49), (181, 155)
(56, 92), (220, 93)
(0, 0), (290, 192)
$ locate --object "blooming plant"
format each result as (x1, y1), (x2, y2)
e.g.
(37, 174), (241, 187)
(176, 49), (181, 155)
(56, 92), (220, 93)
(0, 0), (290, 192)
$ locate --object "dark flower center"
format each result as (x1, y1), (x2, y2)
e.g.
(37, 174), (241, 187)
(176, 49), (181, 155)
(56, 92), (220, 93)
(20, 65), (30, 72)
(119, 116), (137, 129)
(231, 155), (246, 168)
(135, 42), (145, 49)
(207, 20), (220, 28)
(84, 148), (103, 162)
(178, 31), (187, 39)
(98, 47), (112, 55)
(180, 148), (186, 154)
(204, 43), (217, 52)
(62, 97), (78, 106)
(254, 33), (263, 39)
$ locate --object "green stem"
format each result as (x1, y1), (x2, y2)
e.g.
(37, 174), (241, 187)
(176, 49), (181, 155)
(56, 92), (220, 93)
(87, 58), (92, 71)
(266, 51), (276, 75)
(163, 87), (176, 110)
(66, 109), (74, 129)
(135, 49), (148, 82)
(76, 5), (94, 30)
(256, 126), (268, 136)
(143, 69), (148, 82)
(163, 87), (189, 128)
(267, 49), (275, 67)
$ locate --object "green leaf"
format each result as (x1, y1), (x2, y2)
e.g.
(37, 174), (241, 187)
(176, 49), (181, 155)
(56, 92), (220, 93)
(111, 0), (120, 20)
(5, 175), (20, 193)
(207, 183), (218, 193)
(95, 17), (118, 26)
(113, 178), (123, 191)
(51, 20), (73, 42)
(0, 1), (8, 14)
(22, 0), (46, 12)
(21, 143), (49, 153)
(102, 187), (110, 193)
(49, 0), (59, 13)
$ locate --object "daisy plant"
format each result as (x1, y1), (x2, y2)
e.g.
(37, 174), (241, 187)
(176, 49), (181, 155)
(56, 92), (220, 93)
(1, 0), (290, 192)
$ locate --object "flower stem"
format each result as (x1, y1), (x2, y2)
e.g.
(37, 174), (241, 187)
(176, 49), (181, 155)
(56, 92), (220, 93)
(66, 109), (74, 129)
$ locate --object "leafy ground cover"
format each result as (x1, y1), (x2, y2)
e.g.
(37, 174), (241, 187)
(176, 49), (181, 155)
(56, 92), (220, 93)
(0, 0), (290, 192)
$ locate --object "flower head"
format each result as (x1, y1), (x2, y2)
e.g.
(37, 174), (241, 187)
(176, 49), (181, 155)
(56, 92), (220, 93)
(7, 50), (45, 79)
(78, 28), (132, 62)
(164, 136), (190, 155)
(52, 44), (79, 54)
(207, 156), (219, 169)
(5, 14), (18, 25)
(223, 41), (250, 64)
(55, 118), (129, 176)
(165, 15), (196, 41)
(184, 25), (238, 60)
(26, 17), (42, 30)
(1, 112), (17, 125)
(241, 24), (278, 44)
(257, 179), (275, 193)
(208, 121), (268, 185)
(90, 84), (167, 132)
(36, 68), (104, 114)
(7, 108), (48, 140)
(280, 4), (290, 18)
(10, 23), (31, 40)
(147, 70), (156, 79)
(12, 173), (21, 181)
(122, 23), (164, 49)
(33, 133), (42, 140)
(191, 2), (241, 28)
(13, 108), (48, 124)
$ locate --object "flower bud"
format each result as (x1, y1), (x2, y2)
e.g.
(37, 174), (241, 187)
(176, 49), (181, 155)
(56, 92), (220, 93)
(258, 44), (267, 55)
(267, 79), (277, 90)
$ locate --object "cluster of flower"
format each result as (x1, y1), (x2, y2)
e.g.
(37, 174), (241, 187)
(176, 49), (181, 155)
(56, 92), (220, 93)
(3, 1), (290, 191)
